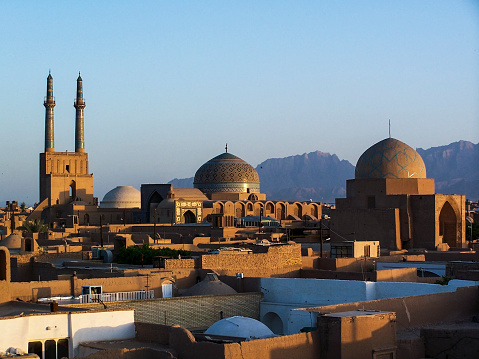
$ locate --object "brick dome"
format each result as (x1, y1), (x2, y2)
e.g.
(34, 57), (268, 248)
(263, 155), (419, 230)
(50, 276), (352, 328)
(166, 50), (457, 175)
(355, 138), (426, 179)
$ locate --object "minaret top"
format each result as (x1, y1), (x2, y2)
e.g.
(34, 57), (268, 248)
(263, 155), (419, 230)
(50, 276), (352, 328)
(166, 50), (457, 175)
(75, 72), (84, 105)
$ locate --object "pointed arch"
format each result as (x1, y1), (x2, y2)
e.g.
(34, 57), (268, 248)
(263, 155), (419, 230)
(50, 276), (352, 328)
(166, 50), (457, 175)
(147, 191), (164, 222)
(439, 201), (458, 247)
(183, 210), (196, 224)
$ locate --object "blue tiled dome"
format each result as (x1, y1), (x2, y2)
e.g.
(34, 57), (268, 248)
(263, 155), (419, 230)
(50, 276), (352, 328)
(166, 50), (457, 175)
(194, 153), (260, 194)
(355, 138), (426, 179)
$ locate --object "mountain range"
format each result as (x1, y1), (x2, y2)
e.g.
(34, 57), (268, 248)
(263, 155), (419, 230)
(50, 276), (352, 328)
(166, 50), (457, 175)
(169, 141), (479, 202)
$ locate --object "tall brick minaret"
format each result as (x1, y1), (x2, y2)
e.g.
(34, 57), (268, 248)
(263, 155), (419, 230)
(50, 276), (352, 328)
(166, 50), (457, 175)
(44, 71), (55, 152)
(74, 72), (85, 153)
(40, 72), (94, 208)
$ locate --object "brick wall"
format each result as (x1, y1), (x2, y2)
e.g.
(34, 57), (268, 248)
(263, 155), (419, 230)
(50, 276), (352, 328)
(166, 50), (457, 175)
(200, 244), (302, 276)
(68, 292), (262, 330)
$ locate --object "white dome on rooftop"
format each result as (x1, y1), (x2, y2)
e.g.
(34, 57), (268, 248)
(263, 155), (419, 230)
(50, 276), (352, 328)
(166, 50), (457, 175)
(204, 316), (275, 341)
(100, 186), (141, 209)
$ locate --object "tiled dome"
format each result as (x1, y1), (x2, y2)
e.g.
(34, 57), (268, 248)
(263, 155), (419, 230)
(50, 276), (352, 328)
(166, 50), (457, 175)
(355, 138), (426, 179)
(194, 153), (260, 194)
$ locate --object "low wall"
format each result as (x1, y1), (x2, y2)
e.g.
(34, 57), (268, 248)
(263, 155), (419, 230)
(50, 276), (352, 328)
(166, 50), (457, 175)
(425, 251), (479, 262)
(301, 268), (417, 282)
(135, 322), (319, 359)
(9, 272), (182, 301)
(291, 286), (479, 330)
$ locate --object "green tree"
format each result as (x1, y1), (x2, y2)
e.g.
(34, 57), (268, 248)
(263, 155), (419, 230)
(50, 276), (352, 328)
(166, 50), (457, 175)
(117, 244), (190, 265)
(20, 219), (48, 233)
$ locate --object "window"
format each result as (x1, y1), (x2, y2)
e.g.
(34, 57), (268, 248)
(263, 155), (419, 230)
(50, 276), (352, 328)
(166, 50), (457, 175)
(364, 245), (371, 257)
(331, 245), (353, 258)
(65, 165), (70, 173)
(367, 196), (376, 209)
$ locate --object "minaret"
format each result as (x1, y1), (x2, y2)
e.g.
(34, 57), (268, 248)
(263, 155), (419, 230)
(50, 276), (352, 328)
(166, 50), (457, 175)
(74, 72), (85, 153)
(44, 71), (55, 152)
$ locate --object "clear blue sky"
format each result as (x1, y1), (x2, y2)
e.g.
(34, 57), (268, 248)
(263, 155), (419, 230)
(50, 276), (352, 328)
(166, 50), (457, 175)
(0, 1), (478, 205)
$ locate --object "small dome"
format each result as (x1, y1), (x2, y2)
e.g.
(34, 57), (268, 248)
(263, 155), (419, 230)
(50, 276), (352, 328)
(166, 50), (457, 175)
(100, 186), (141, 209)
(355, 138), (426, 179)
(0, 233), (22, 250)
(205, 316), (275, 341)
(194, 153), (260, 194)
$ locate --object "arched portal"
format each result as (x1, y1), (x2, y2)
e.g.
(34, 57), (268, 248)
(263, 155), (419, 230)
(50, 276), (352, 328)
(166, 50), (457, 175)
(439, 201), (458, 247)
(147, 191), (164, 222)
(183, 210), (196, 224)
(263, 312), (283, 335)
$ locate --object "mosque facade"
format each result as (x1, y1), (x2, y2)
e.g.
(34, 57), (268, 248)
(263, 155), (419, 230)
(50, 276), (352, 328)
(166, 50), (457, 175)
(33, 74), (464, 249)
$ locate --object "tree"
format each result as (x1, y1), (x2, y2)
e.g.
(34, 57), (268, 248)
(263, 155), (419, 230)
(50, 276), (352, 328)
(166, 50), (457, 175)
(20, 219), (48, 233)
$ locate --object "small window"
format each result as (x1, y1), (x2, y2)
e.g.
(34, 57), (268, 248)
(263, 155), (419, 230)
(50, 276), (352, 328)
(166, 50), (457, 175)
(367, 196), (376, 209)
(65, 165), (70, 173)
(364, 245), (371, 257)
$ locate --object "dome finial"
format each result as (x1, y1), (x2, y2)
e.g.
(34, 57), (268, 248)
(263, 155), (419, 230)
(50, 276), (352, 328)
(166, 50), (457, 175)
(389, 119), (391, 138)
(225, 143), (228, 153)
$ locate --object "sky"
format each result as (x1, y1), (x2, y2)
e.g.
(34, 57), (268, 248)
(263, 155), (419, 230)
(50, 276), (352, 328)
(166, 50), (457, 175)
(0, 1), (478, 205)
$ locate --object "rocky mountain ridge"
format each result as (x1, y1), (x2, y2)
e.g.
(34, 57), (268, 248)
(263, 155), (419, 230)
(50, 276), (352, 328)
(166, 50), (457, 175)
(169, 141), (479, 202)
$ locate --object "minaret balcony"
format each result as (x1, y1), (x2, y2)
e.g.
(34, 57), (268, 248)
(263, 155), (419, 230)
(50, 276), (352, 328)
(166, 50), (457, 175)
(44, 96), (55, 105)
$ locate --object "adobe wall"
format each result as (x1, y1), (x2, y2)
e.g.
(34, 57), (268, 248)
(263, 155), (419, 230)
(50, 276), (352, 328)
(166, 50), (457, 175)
(300, 267), (417, 282)
(200, 244), (302, 276)
(136, 322), (319, 359)
(316, 257), (376, 272)
(375, 268), (417, 282)
(330, 208), (400, 250)
(318, 312), (396, 359)
(422, 326), (479, 358)
(0, 247), (11, 303)
(229, 331), (319, 359)
(425, 251), (479, 262)
(301, 286), (479, 329)
(9, 272), (183, 301)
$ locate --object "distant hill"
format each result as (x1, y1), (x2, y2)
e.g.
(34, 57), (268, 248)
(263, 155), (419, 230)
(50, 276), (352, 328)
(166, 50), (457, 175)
(417, 140), (479, 201)
(169, 151), (354, 203)
(170, 141), (479, 202)
(255, 151), (354, 203)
